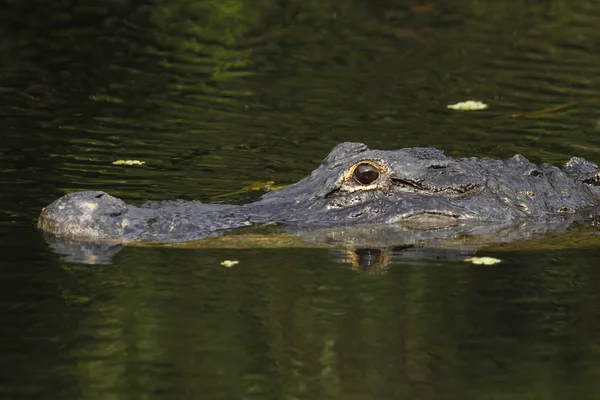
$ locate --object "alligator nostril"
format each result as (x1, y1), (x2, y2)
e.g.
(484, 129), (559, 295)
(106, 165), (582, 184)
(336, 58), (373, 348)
(95, 193), (104, 199)
(109, 212), (122, 217)
(557, 206), (574, 213)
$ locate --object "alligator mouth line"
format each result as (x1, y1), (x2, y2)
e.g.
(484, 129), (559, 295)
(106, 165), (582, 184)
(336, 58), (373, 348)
(390, 178), (480, 195)
(401, 210), (462, 220)
(397, 210), (465, 229)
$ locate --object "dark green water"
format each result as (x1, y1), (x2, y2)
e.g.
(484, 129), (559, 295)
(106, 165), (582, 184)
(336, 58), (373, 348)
(2, 0), (600, 398)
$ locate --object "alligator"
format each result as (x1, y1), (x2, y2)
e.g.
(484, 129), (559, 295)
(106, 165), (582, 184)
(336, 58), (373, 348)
(39, 142), (600, 251)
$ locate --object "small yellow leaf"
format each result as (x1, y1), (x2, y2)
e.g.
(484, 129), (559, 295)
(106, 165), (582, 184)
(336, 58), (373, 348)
(112, 160), (146, 166)
(447, 100), (488, 111)
(464, 256), (502, 265)
(220, 260), (239, 268)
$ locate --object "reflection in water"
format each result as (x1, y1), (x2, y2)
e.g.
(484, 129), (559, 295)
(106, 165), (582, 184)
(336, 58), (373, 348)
(5, 240), (600, 399)
(343, 247), (391, 271)
(2, 0), (600, 398)
(43, 233), (124, 265)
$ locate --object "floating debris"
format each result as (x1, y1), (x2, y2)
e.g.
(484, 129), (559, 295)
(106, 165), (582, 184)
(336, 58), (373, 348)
(447, 100), (488, 111)
(464, 256), (501, 265)
(210, 181), (288, 200)
(511, 97), (600, 118)
(112, 160), (146, 166)
(220, 260), (239, 268)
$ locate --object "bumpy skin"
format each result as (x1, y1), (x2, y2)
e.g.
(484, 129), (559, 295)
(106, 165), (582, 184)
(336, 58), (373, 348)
(38, 142), (600, 242)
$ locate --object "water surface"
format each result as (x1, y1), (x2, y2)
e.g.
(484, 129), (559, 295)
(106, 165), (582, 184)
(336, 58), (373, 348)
(2, 0), (600, 398)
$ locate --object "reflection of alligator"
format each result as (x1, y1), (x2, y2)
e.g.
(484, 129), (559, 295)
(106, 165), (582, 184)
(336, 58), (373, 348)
(39, 142), (600, 259)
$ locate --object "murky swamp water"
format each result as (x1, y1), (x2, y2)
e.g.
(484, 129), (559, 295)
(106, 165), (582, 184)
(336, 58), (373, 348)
(2, 1), (600, 398)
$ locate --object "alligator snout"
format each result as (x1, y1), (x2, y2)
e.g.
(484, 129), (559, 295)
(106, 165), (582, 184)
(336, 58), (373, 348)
(38, 191), (129, 238)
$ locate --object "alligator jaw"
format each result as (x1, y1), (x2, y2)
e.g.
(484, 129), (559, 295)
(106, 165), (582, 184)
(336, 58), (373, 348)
(389, 210), (467, 230)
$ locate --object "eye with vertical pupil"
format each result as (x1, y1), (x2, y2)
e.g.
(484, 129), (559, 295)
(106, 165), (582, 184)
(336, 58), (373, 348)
(353, 163), (380, 185)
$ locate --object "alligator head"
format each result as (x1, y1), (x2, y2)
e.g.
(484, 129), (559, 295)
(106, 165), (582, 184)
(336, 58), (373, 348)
(255, 142), (600, 228)
(254, 142), (485, 228)
(39, 142), (600, 244)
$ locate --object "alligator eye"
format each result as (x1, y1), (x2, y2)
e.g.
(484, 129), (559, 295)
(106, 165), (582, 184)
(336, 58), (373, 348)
(353, 163), (380, 185)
